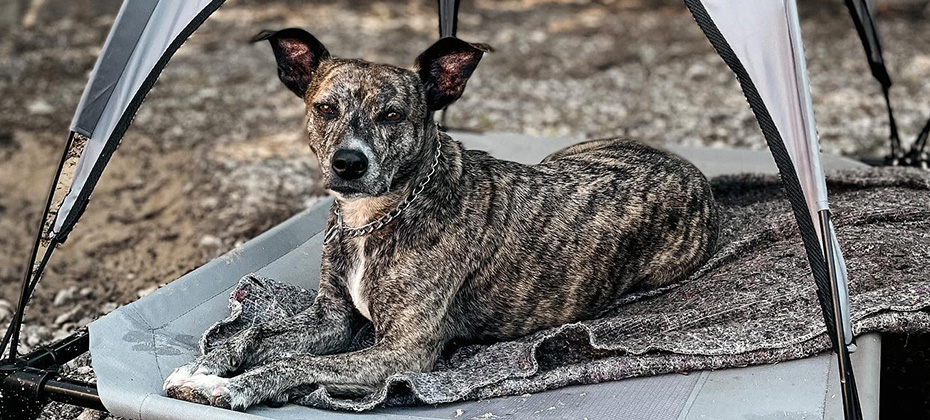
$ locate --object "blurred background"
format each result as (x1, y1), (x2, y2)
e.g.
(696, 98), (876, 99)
(0, 0), (929, 417)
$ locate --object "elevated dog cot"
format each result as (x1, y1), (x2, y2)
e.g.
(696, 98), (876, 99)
(3, 0), (927, 419)
(86, 131), (883, 420)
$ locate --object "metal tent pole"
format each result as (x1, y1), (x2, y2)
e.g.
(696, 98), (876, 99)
(843, 0), (906, 165)
(437, 0), (460, 38)
(819, 210), (863, 419)
(436, 0), (461, 129)
(2, 132), (74, 361)
(1, 329), (104, 420)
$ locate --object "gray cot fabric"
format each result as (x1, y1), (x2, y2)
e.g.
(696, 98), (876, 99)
(198, 167), (930, 412)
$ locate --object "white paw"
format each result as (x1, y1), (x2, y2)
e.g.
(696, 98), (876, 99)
(163, 364), (209, 391)
(164, 370), (255, 410)
(164, 368), (229, 403)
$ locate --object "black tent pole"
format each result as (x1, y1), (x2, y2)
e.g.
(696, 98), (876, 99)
(437, 0), (460, 38)
(880, 85), (903, 162)
(842, 0), (904, 165)
(2, 132), (73, 361)
(436, 0), (460, 129)
(819, 210), (862, 420)
(906, 115), (930, 169)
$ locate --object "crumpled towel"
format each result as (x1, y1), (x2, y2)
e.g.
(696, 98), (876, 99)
(200, 167), (930, 411)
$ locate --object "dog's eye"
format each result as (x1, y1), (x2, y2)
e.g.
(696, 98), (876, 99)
(315, 103), (338, 119)
(382, 110), (405, 123)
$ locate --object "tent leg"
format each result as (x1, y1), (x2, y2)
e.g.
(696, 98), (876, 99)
(0, 328), (103, 417)
(3, 132), (74, 361)
(819, 210), (862, 419)
(905, 114), (930, 169)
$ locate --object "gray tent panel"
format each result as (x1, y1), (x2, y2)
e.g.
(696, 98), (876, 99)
(54, 0), (222, 239)
(70, 0), (159, 138)
(704, 0), (828, 216)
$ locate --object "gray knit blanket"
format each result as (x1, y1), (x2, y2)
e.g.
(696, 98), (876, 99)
(201, 168), (930, 411)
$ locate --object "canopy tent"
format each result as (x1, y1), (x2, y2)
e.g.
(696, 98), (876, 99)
(4, 0), (919, 419)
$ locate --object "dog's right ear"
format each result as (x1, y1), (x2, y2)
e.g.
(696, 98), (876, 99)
(251, 28), (330, 98)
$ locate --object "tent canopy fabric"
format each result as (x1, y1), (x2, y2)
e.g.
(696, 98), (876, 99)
(700, 0), (854, 344)
(53, 0), (224, 240)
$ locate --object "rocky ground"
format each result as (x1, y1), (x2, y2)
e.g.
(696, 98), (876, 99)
(1, 0), (929, 418)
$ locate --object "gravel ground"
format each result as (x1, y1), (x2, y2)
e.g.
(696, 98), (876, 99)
(1, 0), (929, 418)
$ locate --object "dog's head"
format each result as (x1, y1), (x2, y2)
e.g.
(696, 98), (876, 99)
(254, 28), (489, 199)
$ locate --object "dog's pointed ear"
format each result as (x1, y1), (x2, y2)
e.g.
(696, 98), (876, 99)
(252, 28), (330, 98)
(415, 37), (492, 111)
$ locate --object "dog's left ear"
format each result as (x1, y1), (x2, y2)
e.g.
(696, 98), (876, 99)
(252, 28), (330, 98)
(415, 37), (492, 111)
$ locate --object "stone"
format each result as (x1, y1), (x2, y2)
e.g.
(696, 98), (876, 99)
(76, 409), (106, 420)
(27, 99), (54, 115)
(0, 299), (13, 322)
(54, 305), (82, 326)
(100, 302), (119, 314)
(199, 234), (222, 247)
(53, 286), (79, 306)
(136, 285), (158, 298)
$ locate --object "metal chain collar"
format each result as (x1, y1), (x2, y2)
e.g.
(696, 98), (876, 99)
(324, 139), (443, 244)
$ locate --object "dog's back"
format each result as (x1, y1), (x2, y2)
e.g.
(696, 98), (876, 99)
(440, 137), (718, 342)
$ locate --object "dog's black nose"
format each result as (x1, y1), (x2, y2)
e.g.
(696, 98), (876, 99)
(331, 149), (369, 181)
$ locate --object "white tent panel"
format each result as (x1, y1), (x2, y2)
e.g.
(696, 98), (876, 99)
(701, 0), (853, 344)
(703, 0), (828, 220)
(53, 0), (217, 238)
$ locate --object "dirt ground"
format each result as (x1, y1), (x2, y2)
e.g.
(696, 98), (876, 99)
(1, 0), (929, 418)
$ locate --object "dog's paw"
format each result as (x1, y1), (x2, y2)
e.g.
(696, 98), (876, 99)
(164, 372), (254, 410)
(208, 382), (255, 411)
(163, 360), (222, 391)
(164, 372), (228, 404)
(163, 352), (238, 392)
(164, 364), (198, 392)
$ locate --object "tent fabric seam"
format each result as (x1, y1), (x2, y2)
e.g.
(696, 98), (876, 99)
(151, 284), (237, 331)
(129, 305), (167, 380)
(783, 1), (830, 213)
(73, 126), (93, 139)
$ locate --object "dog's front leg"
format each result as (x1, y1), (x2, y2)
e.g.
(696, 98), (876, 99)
(216, 339), (439, 410)
(164, 279), (357, 395)
(204, 333), (442, 410)
(175, 261), (459, 410)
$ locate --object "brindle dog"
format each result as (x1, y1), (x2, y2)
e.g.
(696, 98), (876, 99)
(164, 28), (719, 410)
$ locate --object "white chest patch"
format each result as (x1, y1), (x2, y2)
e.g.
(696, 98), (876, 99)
(346, 238), (371, 320)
